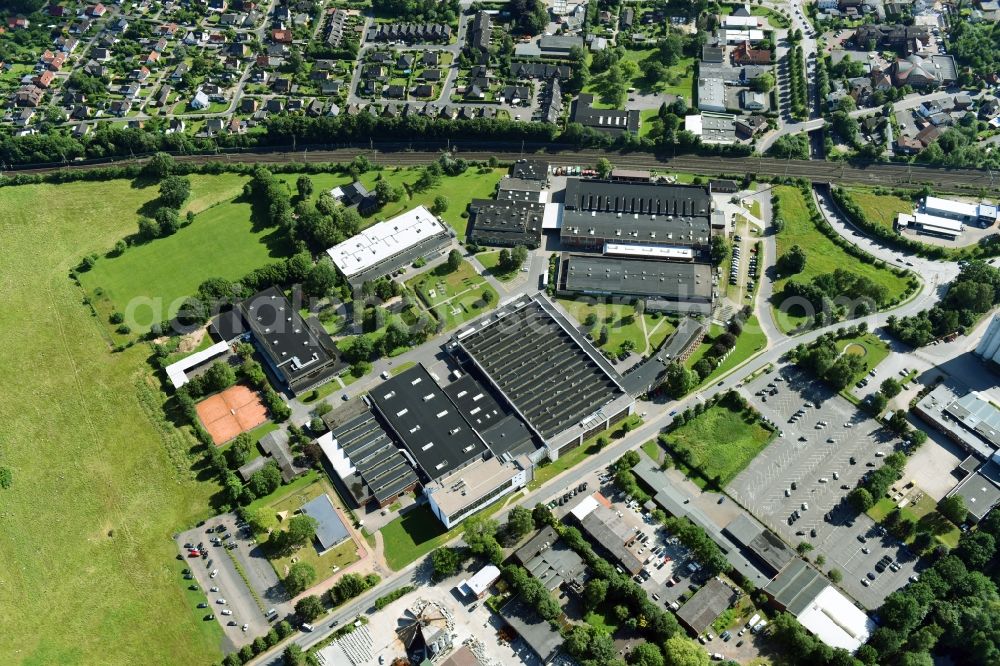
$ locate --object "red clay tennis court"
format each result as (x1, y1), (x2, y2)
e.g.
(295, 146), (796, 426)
(196, 384), (268, 445)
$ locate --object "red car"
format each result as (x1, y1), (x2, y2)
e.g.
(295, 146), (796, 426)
(188, 549), (201, 557)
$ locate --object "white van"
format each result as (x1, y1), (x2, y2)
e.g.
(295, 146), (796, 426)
(301, 623), (314, 632)
(745, 613), (761, 629)
(751, 620), (768, 634)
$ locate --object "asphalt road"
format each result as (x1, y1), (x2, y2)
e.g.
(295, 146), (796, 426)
(7, 147), (999, 194)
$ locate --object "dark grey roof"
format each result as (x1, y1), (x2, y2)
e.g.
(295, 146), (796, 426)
(260, 429), (307, 482)
(676, 578), (738, 634)
(580, 504), (644, 574)
(327, 404), (419, 505)
(622, 317), (708, 396)
(468, 11), (491, 51)
(455, 298), (625, 441)
(511, 160), (549, 182)
(950, 460), (1000, 521)
(562, 254), (713, 302)
(369, 364), (488, 480)
(468, 199), (545, 248)
(212, 308), (247, 343)
(561, 178), (712, 248)
(764, 559), (829, 615)
(572, 94), (641, 134)
(300, 494), (350, 551)
(499, 596), (563, 662)
(479, 415), (537, 459)
(724, 514), (794, 578)
(514, 526), (587, 592)
(509, 62), (572, 80)
(238, 287), (343, 392)
(237, 456), (268, 482)
(440, 375), (537, 462)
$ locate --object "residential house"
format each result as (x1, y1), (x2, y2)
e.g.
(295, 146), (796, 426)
(412, 83), (433, 98)
(732, 41), (772, 65)
(735, 114), (768, 139)
(271, 29), (292, 44)
(421, 69), (441, 81)
(191, 89), (210, 109)
(110, 99), (132, 116)
(15, 85), (43, 107)
(34, 70), (55, 88)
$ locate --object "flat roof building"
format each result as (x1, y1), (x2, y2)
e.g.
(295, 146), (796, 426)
(915, 384), (1000, 460)
(368, 364), (489, 481)
(724, 514), (794, 578)
(300, 493), (350, 553)
(235, 287), (345, 395)
(573, 497), (645, 574)
(558, 253), (713, 314)
(560, 179), (712, 252)
(318, 400), (419, 507)
(510, 159), (550, 182)
(459, 564), (501, 599)
(949, 458), (1000, 522)
(326, 205), (451, 285)
(499, 596), (563, 663)
(697, 76), (727, 112)
(467, 199), (545, 248)
(442, 374), (538, 460)
(165, 341), (231, 388)
(451, 295), (634, 456)
(572, 93), (641, 135)
(424, 455), (531, 528)
(976, 314), (1000, 367)
(676, 577), (738, 634)
(513, 526), (588, 593)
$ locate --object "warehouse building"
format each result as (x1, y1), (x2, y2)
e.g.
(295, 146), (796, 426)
(975, 314), (1000, 367)
(557, 253), (714, 314)
(676, 578), (738, 634)
(560, 178), (713, 253)
(724, 514), (795, 579)
(317, 400), (419, 508)
(326, 205), (452, 286)
(450, 295), (634, 456)
(571, 93), (641, 135)
(915, 384), (1000, 460)
(368, 364), (489, 481)
(442, 374), (539, 460)
(895, 212), (963, 240)
(513, 525), (588, 593)
(467, 199), (545, 248)
(947, 456), (1000, 523)
(923, 196), (998, 227)
(571, 494), (645, 574)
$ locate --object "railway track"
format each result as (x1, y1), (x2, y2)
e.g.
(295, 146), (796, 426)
(4, 146), (996, 193)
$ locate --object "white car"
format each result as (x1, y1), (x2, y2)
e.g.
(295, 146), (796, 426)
(210, 586), (219, 593)
(242, 624), (249, 632)
(217, 599), (227, 605)
(210, 569), (218, 578)
(221, 609), (233, 616)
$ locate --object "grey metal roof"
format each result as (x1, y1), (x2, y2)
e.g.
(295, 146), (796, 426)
(300, 494), (350, 551)
(764, 559), (829, 615)
(562, 254), (713, 302)
(580, 504), (644, 574)
(443, 375), (539, 458)
(946, 391), (1000, 448)
(499, 596), (563, 662)
(676, 578), (738, 634)
(327, 405), (419, 505)
(455, 297), (626, 441)
(260, 429), (307, 483)
(468, 199), (544, 247)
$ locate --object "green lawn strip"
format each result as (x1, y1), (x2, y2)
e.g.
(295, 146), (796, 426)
(867, 493), (960, 550)
(1, 177), (222, 664)
(835, 333), (890, 387)
(697, 315), (768, 387)
(584, 608), (620, 634)
(225, 548), (266, 611)
(529, 415), (643, 490)
(843, 188), (912, 229)
(645, 315), (677, 352)
(664, 404), (774, 487)
(556, 297), (647, 355)
(771, 185), (910, 333)
(245, 470), (320, 514)
(639, 109), (661, 138)
(406, 260), (499, 332)
(390, 360), (417, 376)
(300, 378), (343, 404)
(641, 439), (663, 463)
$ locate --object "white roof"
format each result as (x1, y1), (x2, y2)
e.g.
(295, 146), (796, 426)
(925, 195), (979, 218)
(542, 202), (563, 229)
(569, 495), (599, 522)
(685, 114), (704, 135)
(459, 564), (501, 596)
(913, 212), (964, 234)
(164, 340), (230, 388)
(604, 242), (695, 260)
(317, 431), (355, 480)
(796, 586), (875, 652)
(721, 28), (765, 42)
(724, 15), (759, 27)
(326, 205), (447, 278)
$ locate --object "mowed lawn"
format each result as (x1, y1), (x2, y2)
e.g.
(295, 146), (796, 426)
(0, 179), (222, 664)
(844, 188), (913, 229)
(666, 404), (775, 487)
(80, 178), (292, 330)
(772, 186), (910, 332)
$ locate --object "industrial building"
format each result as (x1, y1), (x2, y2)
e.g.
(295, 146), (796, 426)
(450, 295), (634, 456)
(923, 196), (997, 225)
(560, 178), (713, 254)
(915, 384), (1000, 460)
(764, 559), (875, 652)
(895, 212), (963, 240)
(326, 205), (452, 285)
(571, 494), (645, 574)
(467, 199), (545, 248)
(499, 596), (563, 663)
(442, 373), (538, 460)
(557, 253), (714, 314)
(212, 287), (345, 395)
(948, 455), (1000, 523)
(676, 578), (739, 634)
(317, 400), (419, 508)
(977, 314), (1000, 367)
(424, 454), (531, 528)
(513, 525), (588, 593)
(723, 514), (795, 579)
(571, 93), (641, 135)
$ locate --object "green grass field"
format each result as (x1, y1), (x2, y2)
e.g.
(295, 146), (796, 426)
(868, 492), (960, 550)
(80, 176), (293, 332)
(477, 250), (518, 281)
(843, 188), (912, 229)
(772, 186), (910, 332)
(557, 298), (669, 355)
(665, 404), (774, 487)
(837, 333), (890, 382)
(406, 260), (499, 332)
(0, 178), (222, 664)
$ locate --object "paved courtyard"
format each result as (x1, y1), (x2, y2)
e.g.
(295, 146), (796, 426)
(728, 367), (918, 608)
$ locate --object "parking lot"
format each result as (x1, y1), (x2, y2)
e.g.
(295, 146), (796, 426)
(175, 513), (287, 646)
(728, 366), (917, 608)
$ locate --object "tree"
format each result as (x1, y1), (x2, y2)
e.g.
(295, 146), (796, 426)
(143, 152), (175, 179)
(295, 595), (325, 622)
(227, 433), (254, 469)
(137, 216), (161, 241)
(286, 515), (319, 549)
(777, 245), (807, 275)
(662, 636), (709, 666)
(628, 642), (664, 666)
(432, 195), (449, 214)
(296, 175), (314, 200)
(710, 235), (729, 265)
(880, 377), (902, 398)
(284, 562), (316, 596)
(283, 643), (306, 666)
(447, 248), (462, 272)
(0, 466), (12, 490)
(583, 578), (609, 610)
(751, 71), (776, 92)
(203, 360), (236, 393)
(431, 546), (462, 579)
(828, 568), (843, 583)
(848, 487), (875, 512)
(158, 175), (191, 209)
(304, 261), (339, 297)
(939, 495), (968, 525)
(248, 461), (282, 499)
(956, 530), (995, 568)
(506, 506), (534, 541)
(511, 244), (529, 269)
(596, 157), (614, 178)
(662, 362), (694, 398)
